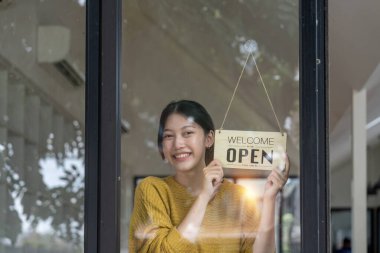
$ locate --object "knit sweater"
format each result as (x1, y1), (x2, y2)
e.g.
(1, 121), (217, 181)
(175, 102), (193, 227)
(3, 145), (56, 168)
(129, 176), (261, 253)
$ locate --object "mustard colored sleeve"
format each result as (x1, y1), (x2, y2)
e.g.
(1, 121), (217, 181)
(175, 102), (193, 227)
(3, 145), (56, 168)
(129, 178), (198, 253)
(240, 194), (261, 253)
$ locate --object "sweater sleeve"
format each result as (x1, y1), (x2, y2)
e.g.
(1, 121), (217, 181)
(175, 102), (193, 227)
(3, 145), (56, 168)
(239, 192), (261, 253)
(129, 177), (198, 253)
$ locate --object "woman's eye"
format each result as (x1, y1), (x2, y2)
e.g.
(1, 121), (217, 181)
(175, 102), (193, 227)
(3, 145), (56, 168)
(163, 134), (173, 139)
(184, 131), (194, 136)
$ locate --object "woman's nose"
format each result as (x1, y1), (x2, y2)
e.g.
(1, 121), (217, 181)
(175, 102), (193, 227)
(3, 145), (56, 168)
(174, 136), (185, 149)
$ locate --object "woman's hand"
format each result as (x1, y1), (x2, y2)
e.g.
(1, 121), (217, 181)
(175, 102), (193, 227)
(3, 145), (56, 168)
(263, 153), (290, 200)
(200, 159), (224, 202)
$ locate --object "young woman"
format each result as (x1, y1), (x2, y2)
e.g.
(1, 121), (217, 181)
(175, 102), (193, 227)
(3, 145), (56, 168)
(129, 100), (290, 253)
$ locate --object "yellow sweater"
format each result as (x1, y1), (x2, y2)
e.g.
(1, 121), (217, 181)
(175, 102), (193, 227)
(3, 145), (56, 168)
(129, 176), (260, 253)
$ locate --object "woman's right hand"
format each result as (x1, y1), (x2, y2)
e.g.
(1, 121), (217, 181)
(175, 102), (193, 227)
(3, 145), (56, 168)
(200, 159), (224, 202)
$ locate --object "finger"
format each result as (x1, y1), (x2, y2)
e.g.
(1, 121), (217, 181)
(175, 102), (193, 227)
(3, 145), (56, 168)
(205, 171), (223, 182)
(204, 166), (223, 173)
(205, 175), (224, 187)
(284, 153), (290, 175)
(204, 163), (222, 170)
(269, 173), (286, 188)
(204, 165), (223, 172)
(208, 159), (222, 167)
(271, 169), (286, 182)
(203, 169), (224, 177)
(272, 168), (287, 182)
(280, 153), (290, 174)
(213, 181), (223, 190)
(268, 174), (283, 189)
(275, 153), (289, 176)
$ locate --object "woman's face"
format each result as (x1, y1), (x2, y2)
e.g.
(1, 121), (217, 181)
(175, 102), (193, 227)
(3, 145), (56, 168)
(162, 113), (214, 173)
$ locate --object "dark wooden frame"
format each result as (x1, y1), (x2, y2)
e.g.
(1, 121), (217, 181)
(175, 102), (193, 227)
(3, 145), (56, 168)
(85, 0), (122, 252)
(299, 0), (329, 252)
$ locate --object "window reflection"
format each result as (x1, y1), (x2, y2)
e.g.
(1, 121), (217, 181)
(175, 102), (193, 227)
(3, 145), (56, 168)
(331, 209), (373, 253)
(0, 0), (85, 252)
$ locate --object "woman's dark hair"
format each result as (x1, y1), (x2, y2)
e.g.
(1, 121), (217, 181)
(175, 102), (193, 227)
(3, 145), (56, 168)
(157, 100), (215, 165)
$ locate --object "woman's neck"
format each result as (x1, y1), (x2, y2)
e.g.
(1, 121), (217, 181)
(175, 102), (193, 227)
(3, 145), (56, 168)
(174, 164), (205, 196)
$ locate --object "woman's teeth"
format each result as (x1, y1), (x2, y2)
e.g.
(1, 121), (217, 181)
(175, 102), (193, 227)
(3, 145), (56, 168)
(175, 153), (190, 159)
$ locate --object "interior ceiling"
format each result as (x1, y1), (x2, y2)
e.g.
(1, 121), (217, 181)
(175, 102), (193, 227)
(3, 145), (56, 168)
(329, 0), (380, 131)
(328, 0), (380, 169)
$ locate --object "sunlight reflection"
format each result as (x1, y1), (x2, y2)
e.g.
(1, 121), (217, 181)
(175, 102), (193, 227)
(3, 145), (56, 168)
(237, 179), (266, 201)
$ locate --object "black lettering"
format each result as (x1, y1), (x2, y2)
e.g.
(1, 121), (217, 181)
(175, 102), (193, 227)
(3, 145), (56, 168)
(251, 149), (260, 164)
(247, 137), (254, 144)
(228, 136), (237, 143)
(227, 148), (236, 162)
(238, 149), (248, 163)
(262, 150), (273, 164)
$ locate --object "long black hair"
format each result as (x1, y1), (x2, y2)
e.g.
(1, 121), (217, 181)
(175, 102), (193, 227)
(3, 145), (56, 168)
(157, 100), (215, 165)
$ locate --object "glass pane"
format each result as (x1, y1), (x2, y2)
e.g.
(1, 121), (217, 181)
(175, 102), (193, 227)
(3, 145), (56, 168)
(121, 0), (299, 252)
(331, 210), (373, 252)
(0, 1), (85, 252)
(329, 0), (380, 252)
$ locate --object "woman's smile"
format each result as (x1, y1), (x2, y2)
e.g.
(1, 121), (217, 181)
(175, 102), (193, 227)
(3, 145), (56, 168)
(173, 152), (192, 160)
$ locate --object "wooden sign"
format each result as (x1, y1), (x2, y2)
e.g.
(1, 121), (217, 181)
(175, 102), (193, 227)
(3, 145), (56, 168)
(214, 130), (287, 170)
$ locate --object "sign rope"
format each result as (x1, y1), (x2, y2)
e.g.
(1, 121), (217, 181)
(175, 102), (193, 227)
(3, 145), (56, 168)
(219, 51), (284, 135)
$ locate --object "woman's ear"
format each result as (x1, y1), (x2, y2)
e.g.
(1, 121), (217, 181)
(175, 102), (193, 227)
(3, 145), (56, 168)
(205, 130), (215, 148)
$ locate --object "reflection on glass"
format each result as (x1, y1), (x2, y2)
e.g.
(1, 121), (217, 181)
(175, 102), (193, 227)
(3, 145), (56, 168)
(235, 178), (300, 253)
(279, 178), (300, 253)
(122, 0), (299, 252)
(0, 0), (85, 252)
(331, 210), (373, 253)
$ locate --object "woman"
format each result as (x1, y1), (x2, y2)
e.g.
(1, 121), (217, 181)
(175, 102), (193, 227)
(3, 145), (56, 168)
(129, 100), (289, 252)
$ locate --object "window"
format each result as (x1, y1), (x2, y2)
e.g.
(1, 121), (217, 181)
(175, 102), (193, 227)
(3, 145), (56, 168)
(0, 1), (85, 252)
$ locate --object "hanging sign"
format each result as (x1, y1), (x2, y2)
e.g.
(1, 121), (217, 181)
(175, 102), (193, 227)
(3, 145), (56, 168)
(214, 130), (287, 170)
(214, 41), (287, 170)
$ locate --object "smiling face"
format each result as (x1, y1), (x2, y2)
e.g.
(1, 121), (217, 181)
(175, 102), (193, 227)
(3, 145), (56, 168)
(162, 113), (214, 173)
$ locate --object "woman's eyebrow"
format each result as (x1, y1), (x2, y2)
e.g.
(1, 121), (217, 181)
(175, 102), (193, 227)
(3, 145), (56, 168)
(181, 124), (196, 130)
(164, 124), (196, 132)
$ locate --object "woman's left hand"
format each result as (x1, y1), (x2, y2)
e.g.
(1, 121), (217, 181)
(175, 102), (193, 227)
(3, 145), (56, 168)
(263, 153), (290, 200)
